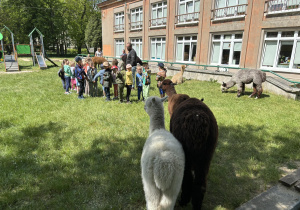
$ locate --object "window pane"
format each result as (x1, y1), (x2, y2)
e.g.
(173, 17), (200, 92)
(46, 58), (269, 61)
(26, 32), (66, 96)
(228, 0), (237, 6)
(235, 34), (243, 39)
(162, 43), (166, 60)
(211, 42), (221, 63)
(163, 8), (167, 17)
(234, 42), (242, 51)
(158, 8), (163, 18)
(179, 4), (185, 15)
(221, 49), (230, 64)
(293, 41), (300, 65)
(223, 42), (231, 50)
(192, 36), (197, 40)
(277, 41), (293, 68)
(233, 43), (242, 65)
(191, 43), (197, 61)
(239, 0), (247, 4)
(184, 44), (190, 61)
(152, 10), (157, 19)
(224, 35), (232, 40)
(267, 32), (278, 38)
(151, 43), (156, 59)
(195, 0), (200, 12)
(216, 0), (226, 8)
(157, 43), (162, 60)
(176, 43), (183, 61)
(178, 37), (183, 41)
(262, 41), (277, 66)
(214, 35), (221, 40)
(281, 31), (294, 37)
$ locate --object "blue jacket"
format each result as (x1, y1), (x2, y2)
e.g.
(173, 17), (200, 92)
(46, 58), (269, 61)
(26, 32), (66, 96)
(93, 69), (106, 85)
(75, 64), (87, 80)
(136, 73), (143, 87)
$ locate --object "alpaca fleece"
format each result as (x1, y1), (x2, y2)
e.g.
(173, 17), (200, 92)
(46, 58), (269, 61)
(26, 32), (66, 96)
(92, 57), (107, 67)
(160, 79), (218, 209)
(221, 69), (266, 98)
(142, 97), (185, 210)
(171, 65), (185, 85)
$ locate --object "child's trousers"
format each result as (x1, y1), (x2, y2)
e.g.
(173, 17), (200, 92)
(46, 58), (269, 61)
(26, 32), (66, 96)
(143, 85), (150, 100)
(137, 86), (143, 100)
(118, 83), (124, 102)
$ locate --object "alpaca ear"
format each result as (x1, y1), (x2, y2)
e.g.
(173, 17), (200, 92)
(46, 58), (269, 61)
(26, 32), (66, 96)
(222, 82), (226, 87)
(161, 96), (168, 102)
(152, 97), (156, 103)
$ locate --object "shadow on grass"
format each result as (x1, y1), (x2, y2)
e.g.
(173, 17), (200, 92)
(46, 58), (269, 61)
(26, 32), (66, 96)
(1, 121), (300, 209)
(0, 122), (145, 209)
(204, 124), (300, 209)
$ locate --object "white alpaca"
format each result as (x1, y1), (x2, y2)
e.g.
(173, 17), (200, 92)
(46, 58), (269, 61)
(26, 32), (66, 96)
(141, 96), (185, 210)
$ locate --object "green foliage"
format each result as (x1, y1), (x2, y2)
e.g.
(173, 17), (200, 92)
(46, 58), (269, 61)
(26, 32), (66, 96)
(0, 59), (300, 209)
(0, 0), (101, 54)
(85, 12), (102, 51)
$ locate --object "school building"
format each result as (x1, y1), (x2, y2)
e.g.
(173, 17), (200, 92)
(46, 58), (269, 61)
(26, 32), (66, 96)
(98, 0), (300, 80)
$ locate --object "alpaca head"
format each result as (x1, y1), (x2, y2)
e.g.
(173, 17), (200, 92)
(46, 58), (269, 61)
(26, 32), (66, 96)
(221, 82), (228, 93)
(160, 79), (176, 91)
(144, 96), (168, 117)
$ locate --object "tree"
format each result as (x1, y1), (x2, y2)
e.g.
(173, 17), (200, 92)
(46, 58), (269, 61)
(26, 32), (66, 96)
(85, 11), (102, 53)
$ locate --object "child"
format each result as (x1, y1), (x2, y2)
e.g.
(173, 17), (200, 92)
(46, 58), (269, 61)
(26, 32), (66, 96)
(156, 62), (167, 98)
(102, 61), (113, 101)
(87, 61), (98, 97)
(125, 64), (133, 104)
(70, 62), (76, 91)
(136, 64), (144, 101)
(58, 62), (65, 91)
(84, 58), (92, 96)
(116, 67), (125, 103)
(142, 64), (151, 101)
(111, 59), (119, 100)
(93, 64), (106, 98)
(75, 56), (88, 99)
(64, 59), (72, 94)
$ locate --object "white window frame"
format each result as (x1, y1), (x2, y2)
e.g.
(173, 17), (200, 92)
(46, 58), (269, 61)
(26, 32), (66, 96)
(150, 37), (166, 61)
(131, 38), (143, 59)
(114, 12), (124, 32)
(177, 0), (200, 25)
(266, 0), (300, 15)
(115, 39), (125, 57)
(210, 33), (243, 66)
(131, 7), (143, 30)
(176, 35), (197, 63)
(213, 0), (247, 20)
(150, 1), (167, 27)
(261, 30), (300, 73)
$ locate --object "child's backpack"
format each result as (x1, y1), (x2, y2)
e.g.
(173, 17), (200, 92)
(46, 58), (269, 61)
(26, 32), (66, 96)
(103, 71), (110, 81)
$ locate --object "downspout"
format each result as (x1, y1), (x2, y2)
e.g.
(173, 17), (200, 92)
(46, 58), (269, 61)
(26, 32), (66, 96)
(243, 0), (254, 68)
(124, 1), (127, 46)
(199, 0), (204, 65)
(143, 0), (145, 60)
(166, 0), (170, 62)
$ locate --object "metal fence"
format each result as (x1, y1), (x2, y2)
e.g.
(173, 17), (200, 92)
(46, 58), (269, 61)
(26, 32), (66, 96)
(212, 4), (247, 20)
(265, 0), (300, 13)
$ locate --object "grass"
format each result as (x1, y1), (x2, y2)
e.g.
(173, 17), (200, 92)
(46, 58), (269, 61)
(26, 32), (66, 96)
(0, 58), (300, 209)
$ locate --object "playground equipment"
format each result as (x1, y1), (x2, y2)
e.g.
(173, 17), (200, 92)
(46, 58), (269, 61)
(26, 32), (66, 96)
(0, 32), (3, 62)
(0, 25), (19, 71)
(28, 27), (58, 68)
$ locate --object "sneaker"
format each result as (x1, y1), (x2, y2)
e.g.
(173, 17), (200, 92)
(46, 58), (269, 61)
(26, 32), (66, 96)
(113, 97), (119, 100)
(64, 92), (69, 95)
(126, 101), (132, 104)
(78, 96), (84, 99)
(105, 98), (111, 102)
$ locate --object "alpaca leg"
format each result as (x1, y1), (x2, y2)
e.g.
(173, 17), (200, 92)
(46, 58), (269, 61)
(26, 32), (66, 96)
(191, 166), (208, 210)
(242, 83), (245, 95)
(143, 178), (161, 209)
(256, 84), (263, 99)
(179, 162), (193, 206)
(237, 83), (243, 97)
(249, 84), (257, 98)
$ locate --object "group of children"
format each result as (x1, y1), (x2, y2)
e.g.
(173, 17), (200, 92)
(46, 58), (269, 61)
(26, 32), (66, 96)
(58, 56), (158, 103)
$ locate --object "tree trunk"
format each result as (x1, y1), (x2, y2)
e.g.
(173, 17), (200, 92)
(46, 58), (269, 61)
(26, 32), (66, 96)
(56, 43), (59, 55)
(77, 46), (82, 54)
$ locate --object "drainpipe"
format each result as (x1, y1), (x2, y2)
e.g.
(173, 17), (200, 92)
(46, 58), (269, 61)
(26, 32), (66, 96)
(124, 1), (127, 46)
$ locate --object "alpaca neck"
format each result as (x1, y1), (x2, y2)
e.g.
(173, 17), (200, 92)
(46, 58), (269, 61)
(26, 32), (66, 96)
(226, 80), (236, 88)
(165, 86), (177, 97)
(149, 113), (165, 135)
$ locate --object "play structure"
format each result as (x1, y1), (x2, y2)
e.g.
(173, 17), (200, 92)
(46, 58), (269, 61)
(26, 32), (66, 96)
(0, 25), (58, 72)
(0, 25), (19, 71)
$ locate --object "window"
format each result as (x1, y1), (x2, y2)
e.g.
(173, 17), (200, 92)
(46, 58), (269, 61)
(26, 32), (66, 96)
(151, 1), (167, 27)
(131, 7), (143, 30)
(115, 39), (124, 57)
(151, 37), (166, 60)
(261, 31), (300, 70)
(267, 0), (300, 13)
(114, 12), (124, 32)
(211, 33), (243, 66)
(177, 0), (200, 24)
(176, 36), (197, 62)
(131, 38), (143, 59)
(213, 0), (247, 19)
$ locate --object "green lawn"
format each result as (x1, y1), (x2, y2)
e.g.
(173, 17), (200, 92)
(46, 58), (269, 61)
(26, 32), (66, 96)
(0, 59), (300, 209)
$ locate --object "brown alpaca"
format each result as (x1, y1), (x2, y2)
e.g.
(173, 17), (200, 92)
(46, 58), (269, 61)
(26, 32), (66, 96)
(171, 65), (186, 84)
(160, 79), (218, 210)
(92, 57), (107, 68)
